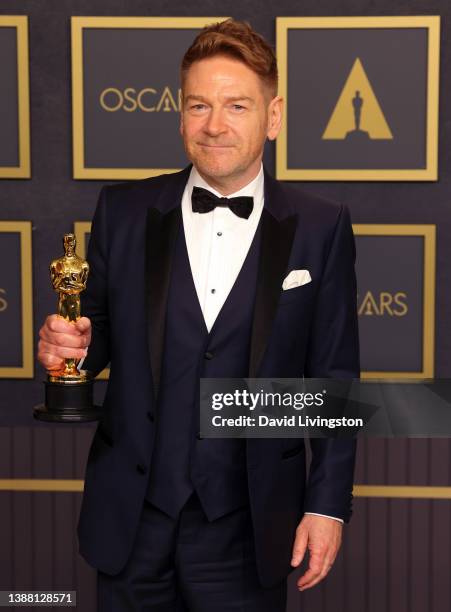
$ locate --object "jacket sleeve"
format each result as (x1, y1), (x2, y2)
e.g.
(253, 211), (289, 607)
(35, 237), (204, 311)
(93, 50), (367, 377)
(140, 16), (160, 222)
(80, 186), (111, 378)
(303, 203), (360, 522)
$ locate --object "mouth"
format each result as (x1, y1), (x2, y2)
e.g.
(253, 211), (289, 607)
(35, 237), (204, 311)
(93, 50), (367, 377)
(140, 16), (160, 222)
(198, 143), (234, 149)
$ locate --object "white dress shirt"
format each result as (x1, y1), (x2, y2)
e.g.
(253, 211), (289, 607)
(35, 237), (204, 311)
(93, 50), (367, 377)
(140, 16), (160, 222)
(182, 164), (264, 332)
(80, 164), (343, 524)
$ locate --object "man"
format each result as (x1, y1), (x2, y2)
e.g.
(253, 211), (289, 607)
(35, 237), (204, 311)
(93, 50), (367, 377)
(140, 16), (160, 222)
(38, 19), (359, 611)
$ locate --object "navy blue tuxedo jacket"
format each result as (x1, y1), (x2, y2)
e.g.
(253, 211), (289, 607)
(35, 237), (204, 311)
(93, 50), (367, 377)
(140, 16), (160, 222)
(77, 165), (359, 587)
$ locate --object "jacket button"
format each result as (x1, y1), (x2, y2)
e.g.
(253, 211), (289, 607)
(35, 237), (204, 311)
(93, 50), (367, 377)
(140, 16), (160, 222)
(147, 411), (155, 422)
(204, 351), (213, 360)
(136, 464), (147, 475)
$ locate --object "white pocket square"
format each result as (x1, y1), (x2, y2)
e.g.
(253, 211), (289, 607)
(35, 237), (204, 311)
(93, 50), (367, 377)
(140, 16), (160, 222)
(282, 269), (312, 290)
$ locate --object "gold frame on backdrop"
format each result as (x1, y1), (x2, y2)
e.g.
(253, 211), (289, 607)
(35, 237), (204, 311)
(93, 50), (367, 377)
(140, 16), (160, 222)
(2, 479), (451, 500)
(276, 16), (440, 181)
(0, 221), (33, 378)
(71, 16), (228, 180)
(74, 221), (109, 380)
(353, 224), (435, 379)
(0, 16), (30, 179)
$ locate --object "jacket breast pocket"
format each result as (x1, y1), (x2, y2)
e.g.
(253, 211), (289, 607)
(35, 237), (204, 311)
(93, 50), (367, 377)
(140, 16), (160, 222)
(278, 281), (315, 306)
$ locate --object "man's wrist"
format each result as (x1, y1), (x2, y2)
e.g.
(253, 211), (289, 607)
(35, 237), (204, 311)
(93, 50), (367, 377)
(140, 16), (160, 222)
(304, 512), (344, 524)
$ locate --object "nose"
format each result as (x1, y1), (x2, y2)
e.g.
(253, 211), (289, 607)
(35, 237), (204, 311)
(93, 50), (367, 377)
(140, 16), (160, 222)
(204, 107), (227, 137)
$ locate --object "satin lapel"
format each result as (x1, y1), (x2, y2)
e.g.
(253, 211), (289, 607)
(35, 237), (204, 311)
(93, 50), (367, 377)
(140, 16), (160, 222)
(145, 205), (182, 403)
(248, 197), (297, 378)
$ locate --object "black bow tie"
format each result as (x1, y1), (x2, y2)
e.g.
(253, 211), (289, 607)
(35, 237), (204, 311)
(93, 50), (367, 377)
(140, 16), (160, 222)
(191, 186), (254, 220)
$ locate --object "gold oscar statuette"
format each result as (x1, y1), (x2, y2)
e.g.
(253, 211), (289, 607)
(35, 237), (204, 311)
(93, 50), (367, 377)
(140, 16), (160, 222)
(33, 233), (101, 422)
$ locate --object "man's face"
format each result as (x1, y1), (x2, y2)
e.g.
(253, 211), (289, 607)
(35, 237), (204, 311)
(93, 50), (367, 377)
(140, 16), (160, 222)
(180, 55), (282, 189)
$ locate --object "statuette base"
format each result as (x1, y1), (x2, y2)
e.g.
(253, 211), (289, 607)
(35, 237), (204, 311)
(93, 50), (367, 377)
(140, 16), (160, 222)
(33, 375), (100, 422)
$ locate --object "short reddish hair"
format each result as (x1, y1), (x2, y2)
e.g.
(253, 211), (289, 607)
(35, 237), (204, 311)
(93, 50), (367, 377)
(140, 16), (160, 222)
(181, 19), (278, 98)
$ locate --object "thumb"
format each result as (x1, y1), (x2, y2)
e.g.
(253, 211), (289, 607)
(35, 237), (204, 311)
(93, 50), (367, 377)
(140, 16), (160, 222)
(75, 317), (91, 333)
(291, 527), (308, 567)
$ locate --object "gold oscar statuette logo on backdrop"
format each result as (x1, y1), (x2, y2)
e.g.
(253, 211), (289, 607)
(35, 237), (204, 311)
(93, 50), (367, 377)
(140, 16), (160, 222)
(33, 234), (101, 422)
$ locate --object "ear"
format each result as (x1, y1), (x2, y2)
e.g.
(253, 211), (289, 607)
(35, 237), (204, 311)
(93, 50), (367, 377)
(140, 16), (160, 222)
(267, 96), (283, 141)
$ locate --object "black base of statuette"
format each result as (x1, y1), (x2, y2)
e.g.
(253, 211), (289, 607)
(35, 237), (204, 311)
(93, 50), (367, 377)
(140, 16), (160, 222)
(34, 378), (101, 422)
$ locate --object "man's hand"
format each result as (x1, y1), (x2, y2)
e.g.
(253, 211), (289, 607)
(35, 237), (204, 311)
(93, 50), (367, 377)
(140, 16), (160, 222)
(291, 514), (343, 591)
(37, 315), (91, 371)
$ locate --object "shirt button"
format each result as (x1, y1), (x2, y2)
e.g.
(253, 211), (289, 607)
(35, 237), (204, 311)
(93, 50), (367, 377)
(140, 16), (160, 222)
(211, 288), (216, 294)
(136, 464), (147, 475)
(217, 231), (222, 236)
(147, 411), (155, 422)
(204, 351), (214, 360)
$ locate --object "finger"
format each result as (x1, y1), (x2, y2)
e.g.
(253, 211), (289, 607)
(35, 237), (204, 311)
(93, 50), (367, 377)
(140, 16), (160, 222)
(298, 555), (334, 591)
(318, 534), (340, 576)
(39, 329), (89, 349)
(291, 528), (308, 567)
(321, 534), (341, 569)
(318, 551), (336, 582)
(37, 351), (64, 370)
(297, 550), (324, 589)
(38, 340), (87, 360)
(298, 568), (331, 591)
(45, 314), (80, 335)
(75, 317), (91, 333)
(298, 547), (336, 591)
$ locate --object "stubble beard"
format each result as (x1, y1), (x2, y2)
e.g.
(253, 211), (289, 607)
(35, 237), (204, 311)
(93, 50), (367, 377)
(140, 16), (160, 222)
(185, 141), (262, 184)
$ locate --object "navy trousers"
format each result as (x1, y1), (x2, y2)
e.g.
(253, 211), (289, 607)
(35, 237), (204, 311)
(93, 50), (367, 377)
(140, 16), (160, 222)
(97, 492), (287, 611)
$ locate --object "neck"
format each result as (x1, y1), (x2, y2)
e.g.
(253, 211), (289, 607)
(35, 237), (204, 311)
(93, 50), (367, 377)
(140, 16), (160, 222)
(195, 161), (262, 196)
